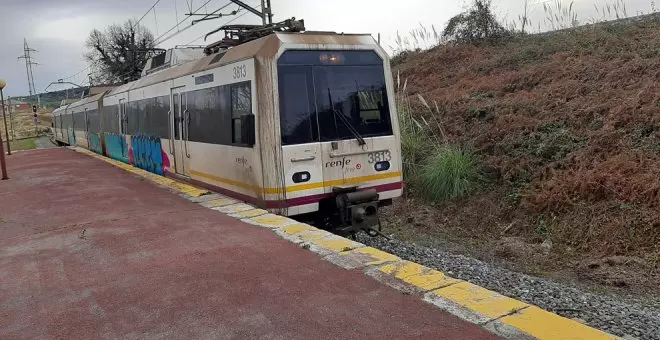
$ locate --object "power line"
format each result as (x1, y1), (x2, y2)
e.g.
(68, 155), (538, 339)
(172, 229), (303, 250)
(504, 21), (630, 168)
(153, 0), (217, 45)
(61, 66), (92, 82)
(153, 4), (160, 36)
(174, 0), (180, 32)
(57, 1), (162, 89)
(135, 0), (163, 28)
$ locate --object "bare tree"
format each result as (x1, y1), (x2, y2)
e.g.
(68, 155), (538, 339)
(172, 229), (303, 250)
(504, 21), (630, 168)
(85, 19), (160, 84)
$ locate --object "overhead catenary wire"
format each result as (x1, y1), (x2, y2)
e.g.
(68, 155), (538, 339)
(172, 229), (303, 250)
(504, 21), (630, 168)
(154, 0), (239, 46)
(60, 66), (92, 82)
(183, 2), (259, 46)
(86, 0), (257, 84)
(64, 0), (162, 87)
(135, 0), (163, 28)
(174, 0), (180, 32)
(153, 5), (159, 36)
(152, 0), (218, 45)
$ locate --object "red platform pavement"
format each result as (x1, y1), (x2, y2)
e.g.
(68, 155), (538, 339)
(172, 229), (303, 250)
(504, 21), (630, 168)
(0, 149), (498, 340)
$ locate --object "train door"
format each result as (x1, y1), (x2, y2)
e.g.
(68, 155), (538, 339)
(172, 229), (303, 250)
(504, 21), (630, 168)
(169, 87), (189, 176)
(70, 112), (77, 145)
(84, 108), (89, 147)
(118, 99), (129, 160)
(63, 114), (69, 144)
(58, 114), (62, 140)
(277, 65), (325, 215)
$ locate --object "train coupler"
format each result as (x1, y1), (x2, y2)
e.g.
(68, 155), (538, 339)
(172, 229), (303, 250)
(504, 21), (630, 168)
(334, 188), (387, 239)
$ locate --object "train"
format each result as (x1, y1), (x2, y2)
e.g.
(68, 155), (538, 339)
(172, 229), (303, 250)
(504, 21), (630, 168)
(52, 19), (403, 237)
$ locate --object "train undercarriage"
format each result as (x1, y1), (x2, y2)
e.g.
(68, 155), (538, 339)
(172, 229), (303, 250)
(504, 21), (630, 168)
(299, 186), (393, 240)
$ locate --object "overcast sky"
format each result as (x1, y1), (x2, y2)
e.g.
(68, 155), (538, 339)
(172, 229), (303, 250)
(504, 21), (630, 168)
(0, 0), (654, 96)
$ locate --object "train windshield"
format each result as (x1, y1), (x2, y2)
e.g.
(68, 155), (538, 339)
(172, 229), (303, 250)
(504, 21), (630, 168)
(278, 50), (393, 145)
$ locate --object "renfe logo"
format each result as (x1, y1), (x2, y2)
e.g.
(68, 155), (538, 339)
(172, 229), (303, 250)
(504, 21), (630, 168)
(325, 157), (351, 168)
(235, 156), (248, 166)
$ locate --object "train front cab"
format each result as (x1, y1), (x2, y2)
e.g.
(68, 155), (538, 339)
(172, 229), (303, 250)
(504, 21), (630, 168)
(271, 36), (403, 235)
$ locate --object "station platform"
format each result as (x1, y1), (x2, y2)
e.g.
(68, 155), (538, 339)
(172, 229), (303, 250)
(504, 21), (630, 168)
(0, 148), (499, 339)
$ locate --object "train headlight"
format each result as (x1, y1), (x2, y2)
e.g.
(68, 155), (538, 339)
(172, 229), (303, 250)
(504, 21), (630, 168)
(374, 161), (390, 172)
(292, 171), (311, 183)
(319, 52), (344, 64)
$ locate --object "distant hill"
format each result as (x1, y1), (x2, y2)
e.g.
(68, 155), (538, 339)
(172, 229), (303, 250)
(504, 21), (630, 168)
(14, 87), (90, 109)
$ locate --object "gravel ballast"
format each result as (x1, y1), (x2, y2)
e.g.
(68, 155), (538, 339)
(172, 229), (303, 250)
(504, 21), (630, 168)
(356, 235), (660, 339)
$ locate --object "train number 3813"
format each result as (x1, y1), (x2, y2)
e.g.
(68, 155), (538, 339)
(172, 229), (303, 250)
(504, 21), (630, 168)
(233, 65), (247, 79)
(368, 150), (391, 163)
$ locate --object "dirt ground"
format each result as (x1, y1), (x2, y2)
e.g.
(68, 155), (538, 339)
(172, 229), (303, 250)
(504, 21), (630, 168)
(392, 16), (660, 298)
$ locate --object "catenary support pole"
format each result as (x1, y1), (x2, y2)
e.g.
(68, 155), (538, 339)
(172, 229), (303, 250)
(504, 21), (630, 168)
(0, 80), (9, 180)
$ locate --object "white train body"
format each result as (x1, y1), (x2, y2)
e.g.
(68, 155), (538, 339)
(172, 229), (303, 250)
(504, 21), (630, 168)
(53, 32), (402, 231)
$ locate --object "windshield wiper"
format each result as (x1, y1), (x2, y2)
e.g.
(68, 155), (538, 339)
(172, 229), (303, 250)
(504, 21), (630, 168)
(327, 88), (366, 145)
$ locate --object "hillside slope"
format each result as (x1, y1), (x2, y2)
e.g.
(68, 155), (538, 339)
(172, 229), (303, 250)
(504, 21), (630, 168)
(15, 87), (89, 109)
(391, 15), (660, 291)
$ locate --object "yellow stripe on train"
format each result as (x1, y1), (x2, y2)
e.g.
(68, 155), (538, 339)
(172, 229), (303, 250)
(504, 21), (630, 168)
(190, 170), (402, 195)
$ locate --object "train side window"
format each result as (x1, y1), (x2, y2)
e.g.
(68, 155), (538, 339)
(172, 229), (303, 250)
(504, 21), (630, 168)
(127, 101), (140, 135)
(231, 81), (251, 145)
(188, 86), (231, 145)
(88, 109), (100, 133)
(73, 111), (86, 132)
(152, 96), (170, 138)
(137, 99), (149, 136)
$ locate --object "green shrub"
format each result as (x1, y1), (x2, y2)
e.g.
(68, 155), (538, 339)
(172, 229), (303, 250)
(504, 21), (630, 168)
(416, 145), (480, 202)
(399, 111), (432, 180)
(442, 0), (511, 45)
(395, 76), (480, 200)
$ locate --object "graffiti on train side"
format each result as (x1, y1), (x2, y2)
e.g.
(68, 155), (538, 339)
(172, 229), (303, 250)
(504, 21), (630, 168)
(128, 134), (171, 176)
(68, 128), (76, 145)
(104, 133), (128, 163)
(88, 133), (103, 155)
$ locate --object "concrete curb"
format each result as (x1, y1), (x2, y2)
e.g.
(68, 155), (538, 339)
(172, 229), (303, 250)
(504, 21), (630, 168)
(71, 147), (620, 340)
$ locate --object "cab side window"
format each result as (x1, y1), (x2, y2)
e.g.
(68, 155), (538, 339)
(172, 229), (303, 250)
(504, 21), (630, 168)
(231, 82), (251, 145)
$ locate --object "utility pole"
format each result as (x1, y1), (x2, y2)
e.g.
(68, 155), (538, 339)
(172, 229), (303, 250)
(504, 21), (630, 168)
(18, 38), (39, 105)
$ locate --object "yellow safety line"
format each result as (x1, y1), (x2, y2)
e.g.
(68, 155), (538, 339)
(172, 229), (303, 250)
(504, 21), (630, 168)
(72, 146), (617, 339)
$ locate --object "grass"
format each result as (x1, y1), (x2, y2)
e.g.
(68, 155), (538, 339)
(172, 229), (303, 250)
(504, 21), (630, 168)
(8, 137), (37, 151)
(417, 145), (480, 201)
(396, 73), (481, 202)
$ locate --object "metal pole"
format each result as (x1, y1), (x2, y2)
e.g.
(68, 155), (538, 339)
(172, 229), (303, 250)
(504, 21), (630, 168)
(8, 96), (15, 139)
(0, 128), (7, 180)
(0, 88), (9, 180)
(260, 0), (266, 25)
(1, 89), (11, 155)
(266, 0), (272, 24)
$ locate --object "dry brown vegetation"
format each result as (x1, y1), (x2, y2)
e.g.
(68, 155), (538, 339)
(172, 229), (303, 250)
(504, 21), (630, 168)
(1, 110), (52, 141)
(392, 13), (660, 290)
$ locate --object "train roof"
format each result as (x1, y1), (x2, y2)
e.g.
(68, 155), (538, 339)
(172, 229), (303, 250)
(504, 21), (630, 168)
(52, 104), (70, 116)
(107, 32), (379, 96)
(66, 92), (106, 110)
